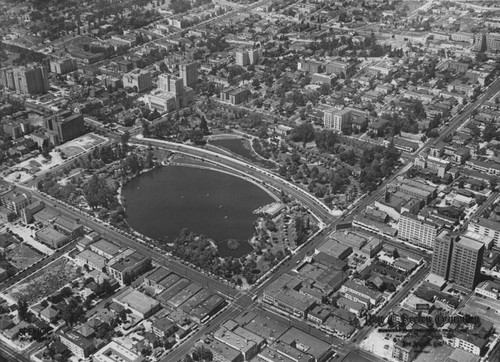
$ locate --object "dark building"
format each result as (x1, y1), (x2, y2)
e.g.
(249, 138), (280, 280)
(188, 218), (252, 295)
(431, 231), (454, 279)
(449, 237), (484, 290)
(45, 111), (85, 144)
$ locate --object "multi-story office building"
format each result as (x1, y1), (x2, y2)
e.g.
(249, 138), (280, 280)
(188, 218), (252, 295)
(45, 110), (85, 144)
(179, 62), (197, 88)
(431, 231), (454, 279)
(449, 237), (484, 290)
(122, 69), (152, 93)
(398, 212), (439, 249)
(58, 330), (94, 358)
(49, 57), (77, 74)
(0, 64), (49, 95)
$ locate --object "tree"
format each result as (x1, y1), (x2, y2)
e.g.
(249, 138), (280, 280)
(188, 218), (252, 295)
(189, 130), (205, 145)
(199, 115), (210, 135)
(17, 300), (29, 321)
(191, 345), (213, 361)
(290, 123), (315, 145)
(121, 131), (130, 149)
(483, 123), (497, 142)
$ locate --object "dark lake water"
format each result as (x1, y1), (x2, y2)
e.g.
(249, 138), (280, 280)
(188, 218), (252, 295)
(122, 166), (273, 256)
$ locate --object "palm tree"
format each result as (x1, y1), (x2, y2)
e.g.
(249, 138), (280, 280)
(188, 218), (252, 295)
(191, 345), (213, 361)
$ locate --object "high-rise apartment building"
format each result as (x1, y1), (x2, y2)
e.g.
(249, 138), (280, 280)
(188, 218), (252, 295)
(0, 64), (49, 95)
(179, 62), (197, 88)
(236, 48), (262, 67)
(235, 50), (250, 67)
(473, 33), (486, 52)
(431, 231), (454, 279)
(449, 237), (484, 290)
(486, 33), (500, 53)
(398, 212), (439, 249)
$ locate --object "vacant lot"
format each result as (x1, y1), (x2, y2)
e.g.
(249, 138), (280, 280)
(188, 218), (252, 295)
(5, 257), (83, 305)
(5, 243), (43, 270)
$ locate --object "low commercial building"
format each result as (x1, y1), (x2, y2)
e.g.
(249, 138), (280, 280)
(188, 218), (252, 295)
(263, 274), (316, 318)
(143, 267), (172, 292)
(112, 287), (160, 319)
(107, 249), (151, 285)
(340, 280), (382, 308)
(204, 340), (243, 362)
(475, 280), (500, 300)
(468, 217), (500, 249)
(315, 238), (353, 260)
(279, 327), (333, 362)
(90, 239), (122, 260)
(36, 226), (68, 248)
(75, 250), (107, 271)
(53, 217), (84, 239)
(58, 329), (95, 358)
(214, 327), (258, 361)
(93, 341), (145, 362)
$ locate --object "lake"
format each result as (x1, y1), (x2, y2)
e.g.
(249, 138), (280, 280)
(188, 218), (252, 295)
(122, 166), (274, 256)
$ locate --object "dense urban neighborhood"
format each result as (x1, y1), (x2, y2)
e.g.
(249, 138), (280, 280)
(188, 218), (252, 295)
(3, 0), (500, 362)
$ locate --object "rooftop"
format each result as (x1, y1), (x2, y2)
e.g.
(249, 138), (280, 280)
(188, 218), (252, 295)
(113, 287), (159, 316)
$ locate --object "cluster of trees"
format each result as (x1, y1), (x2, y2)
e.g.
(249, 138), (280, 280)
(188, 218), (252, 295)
(169, 0), (209, 13)
(169, 229), (261, 285)
(290, 123), (315, 146)
(183, 345), (213, 362)
(38, 143), (156, 225)
(358, 144), (400, 191)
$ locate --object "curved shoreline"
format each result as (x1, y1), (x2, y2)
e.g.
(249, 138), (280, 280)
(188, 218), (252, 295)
(164, 161), (280, 202)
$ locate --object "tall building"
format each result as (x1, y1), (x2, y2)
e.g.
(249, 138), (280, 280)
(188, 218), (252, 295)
(248, 48), (262, 65)
(236, 48), (261, 67)
(398, 212), (439, 249)
(179, 62), (197, 88)
(158, 73), (183, 94)
(0, 64), (49, 95)
(45, 110), (85, 144)
(147, 73), (193, 112)
(323, 107), (367, 132)
(49, 57), (77, 75)
(485, 33), (500, 52)
(122, 69), (152, 93)
(473, 33), (486, 52)
(235, 49), (250, 67)
(431, 231), (454, 279)
(449, 237), (484, 290)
